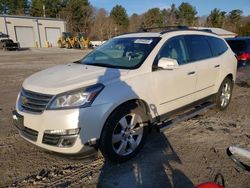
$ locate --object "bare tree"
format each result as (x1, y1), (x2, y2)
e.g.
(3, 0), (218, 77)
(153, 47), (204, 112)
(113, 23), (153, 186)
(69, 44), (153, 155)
(128, 13), (142, 32)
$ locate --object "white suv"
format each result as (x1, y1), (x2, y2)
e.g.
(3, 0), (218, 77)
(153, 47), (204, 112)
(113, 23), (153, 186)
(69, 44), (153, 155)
(13, 28), (237, 162)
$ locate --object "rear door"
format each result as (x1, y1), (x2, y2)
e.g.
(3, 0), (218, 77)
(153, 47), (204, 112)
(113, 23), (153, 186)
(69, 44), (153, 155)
(152, 36), (197, 115)
(185, 35), (219, 100)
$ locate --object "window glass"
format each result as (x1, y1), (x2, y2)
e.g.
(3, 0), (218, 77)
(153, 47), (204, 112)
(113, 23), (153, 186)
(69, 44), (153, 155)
(207, 36), (228, 56)
(81, 37), (160, 69)
(185, 35), (212, 61)
(157, 36), (189, 65)
(226, 40), (247, 53)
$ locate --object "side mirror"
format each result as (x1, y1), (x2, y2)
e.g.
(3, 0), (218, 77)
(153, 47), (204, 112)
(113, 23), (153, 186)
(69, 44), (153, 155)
(158, 57), (179, 70)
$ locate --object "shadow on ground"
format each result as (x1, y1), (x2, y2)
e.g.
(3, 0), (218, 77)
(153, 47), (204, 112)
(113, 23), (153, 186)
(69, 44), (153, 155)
(97, 131), (194, 188)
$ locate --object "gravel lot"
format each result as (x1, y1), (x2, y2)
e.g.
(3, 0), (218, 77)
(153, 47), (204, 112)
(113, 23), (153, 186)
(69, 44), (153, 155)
(0, 48), (250, 187)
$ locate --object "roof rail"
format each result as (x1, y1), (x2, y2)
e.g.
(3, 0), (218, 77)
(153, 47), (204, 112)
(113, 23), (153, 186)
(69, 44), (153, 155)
(138, 26), (215, 35)
(138, 25), (189, 32)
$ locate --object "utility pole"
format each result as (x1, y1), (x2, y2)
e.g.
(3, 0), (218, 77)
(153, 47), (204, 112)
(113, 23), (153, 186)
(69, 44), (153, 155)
(43, 5), (46, 17)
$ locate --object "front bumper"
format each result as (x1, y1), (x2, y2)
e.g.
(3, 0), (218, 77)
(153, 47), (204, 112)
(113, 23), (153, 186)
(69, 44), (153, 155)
(13, 102), (113, 154)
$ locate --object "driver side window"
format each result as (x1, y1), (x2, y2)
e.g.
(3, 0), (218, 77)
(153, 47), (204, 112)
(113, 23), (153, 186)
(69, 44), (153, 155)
(157, 36), (189, 65)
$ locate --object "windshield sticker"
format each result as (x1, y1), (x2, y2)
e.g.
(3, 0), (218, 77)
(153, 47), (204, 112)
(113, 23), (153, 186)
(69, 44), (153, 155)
(134, 39), (153, 44)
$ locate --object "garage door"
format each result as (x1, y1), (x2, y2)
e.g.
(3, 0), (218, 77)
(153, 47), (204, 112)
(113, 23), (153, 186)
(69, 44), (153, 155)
(15, 26), (35, 48)
(45, 27), (61, 47)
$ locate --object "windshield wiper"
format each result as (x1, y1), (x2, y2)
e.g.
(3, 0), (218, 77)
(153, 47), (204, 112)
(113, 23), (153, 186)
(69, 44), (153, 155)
(73, 60), (81, 64)
(85, 62), (118, 68)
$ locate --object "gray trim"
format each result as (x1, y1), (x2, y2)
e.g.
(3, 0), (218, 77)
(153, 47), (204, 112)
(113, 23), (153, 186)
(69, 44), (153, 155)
(0, 14), (65, 22)
(3, 16), (9, 36)
(36, 19), (42, 48)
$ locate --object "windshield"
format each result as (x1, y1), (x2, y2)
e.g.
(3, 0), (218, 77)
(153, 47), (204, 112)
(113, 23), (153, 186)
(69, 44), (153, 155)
(80, 37), (161, 69)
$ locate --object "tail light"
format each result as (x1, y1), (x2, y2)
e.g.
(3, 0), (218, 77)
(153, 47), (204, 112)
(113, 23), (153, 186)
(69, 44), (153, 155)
(236, 52), (250, 61)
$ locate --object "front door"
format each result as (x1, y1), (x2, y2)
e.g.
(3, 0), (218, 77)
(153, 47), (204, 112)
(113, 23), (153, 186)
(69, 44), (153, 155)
(152, 36), (197, 115)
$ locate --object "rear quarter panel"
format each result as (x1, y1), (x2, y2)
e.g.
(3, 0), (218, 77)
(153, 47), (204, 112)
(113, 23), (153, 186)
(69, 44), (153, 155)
(214, 47), (237, 93)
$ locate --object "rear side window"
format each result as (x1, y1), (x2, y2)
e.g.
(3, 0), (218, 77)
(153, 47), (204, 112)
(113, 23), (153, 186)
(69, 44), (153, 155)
(207, 36), (228, 56)
(185, 35), (212, 62)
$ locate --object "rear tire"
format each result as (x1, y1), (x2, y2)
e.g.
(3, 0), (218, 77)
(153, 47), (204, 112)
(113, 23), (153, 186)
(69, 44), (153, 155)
(216, 77), (233, 111)
(100, 103), (148, 163)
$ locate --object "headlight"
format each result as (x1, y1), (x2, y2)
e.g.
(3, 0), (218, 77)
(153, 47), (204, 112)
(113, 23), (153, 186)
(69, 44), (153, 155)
(48, 84), (104, 109)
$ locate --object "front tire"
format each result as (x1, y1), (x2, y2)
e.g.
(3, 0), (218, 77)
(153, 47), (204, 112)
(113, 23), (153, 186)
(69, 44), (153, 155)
(100, 103), (148, 163)
(216, 77), (233, 110)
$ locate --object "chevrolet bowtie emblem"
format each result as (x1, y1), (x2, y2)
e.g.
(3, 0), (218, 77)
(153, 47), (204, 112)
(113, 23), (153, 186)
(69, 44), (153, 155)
(20, 96), (28, 105)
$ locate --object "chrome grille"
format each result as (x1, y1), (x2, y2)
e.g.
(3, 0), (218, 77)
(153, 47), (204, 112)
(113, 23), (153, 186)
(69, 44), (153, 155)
(20, 89), (53, 113)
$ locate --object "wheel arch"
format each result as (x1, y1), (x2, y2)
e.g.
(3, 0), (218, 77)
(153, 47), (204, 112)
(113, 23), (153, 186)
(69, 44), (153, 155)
(215, 73), (234, 93)
(97, 98), (152, 148)
(226, 73), (234, 82)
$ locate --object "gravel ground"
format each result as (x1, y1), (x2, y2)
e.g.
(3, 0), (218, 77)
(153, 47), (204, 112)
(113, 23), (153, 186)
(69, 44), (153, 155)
(0, 48), (250, 188)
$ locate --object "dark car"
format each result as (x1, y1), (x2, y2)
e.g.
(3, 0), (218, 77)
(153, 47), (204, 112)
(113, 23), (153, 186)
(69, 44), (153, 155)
(226, 37), (250, 68)
(0, 39), (19, 50)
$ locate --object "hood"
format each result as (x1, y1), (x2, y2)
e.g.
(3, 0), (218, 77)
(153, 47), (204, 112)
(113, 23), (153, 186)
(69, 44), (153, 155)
(23, 63), (129, 95)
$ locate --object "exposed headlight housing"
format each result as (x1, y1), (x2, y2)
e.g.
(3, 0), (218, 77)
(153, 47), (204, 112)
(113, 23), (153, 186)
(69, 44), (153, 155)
(48, 83), (104, 110)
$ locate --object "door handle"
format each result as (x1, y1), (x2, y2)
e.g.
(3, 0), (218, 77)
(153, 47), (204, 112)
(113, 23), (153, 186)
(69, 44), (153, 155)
(214, 65), (220, 68)
(187, 71), (195, 75)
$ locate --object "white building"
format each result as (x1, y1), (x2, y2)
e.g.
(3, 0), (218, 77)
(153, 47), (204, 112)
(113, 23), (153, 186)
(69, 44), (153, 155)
(0, 15), (66, 48)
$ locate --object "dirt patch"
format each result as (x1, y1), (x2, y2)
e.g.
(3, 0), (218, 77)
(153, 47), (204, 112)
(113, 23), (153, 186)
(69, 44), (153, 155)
(0, 48), (250, 187)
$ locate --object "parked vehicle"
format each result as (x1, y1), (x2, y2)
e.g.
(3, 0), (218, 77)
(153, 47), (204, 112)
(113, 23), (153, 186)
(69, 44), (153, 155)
(0, 32), (9, 38)
(57, 32), (77, 49)
(57, 32), (91, 49)
(226, 37), (250, 68)
(13, 27), (237, 162)
(0, 39), (19, 50)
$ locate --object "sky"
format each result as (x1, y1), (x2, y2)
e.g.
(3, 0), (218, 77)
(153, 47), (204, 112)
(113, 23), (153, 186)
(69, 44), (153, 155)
(89, 0), (250, 16)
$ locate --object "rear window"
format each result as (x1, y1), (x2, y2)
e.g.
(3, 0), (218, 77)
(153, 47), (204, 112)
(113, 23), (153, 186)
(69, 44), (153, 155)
(185, 35), (212, 62)
(226, 40), (248, 53)
(207, 36), (228, 56)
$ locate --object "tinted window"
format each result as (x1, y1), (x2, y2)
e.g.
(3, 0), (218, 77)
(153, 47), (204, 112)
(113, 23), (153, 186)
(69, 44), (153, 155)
(185, 35), (212, 62)
(226, 40), (248, 53)
(157, 36), (189, 65)
(207, 36), (228, 56)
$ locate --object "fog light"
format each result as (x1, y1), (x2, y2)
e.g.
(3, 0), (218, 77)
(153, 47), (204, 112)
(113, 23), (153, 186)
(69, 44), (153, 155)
(44, 128), (80, 136)
(59, 136), (78, 147)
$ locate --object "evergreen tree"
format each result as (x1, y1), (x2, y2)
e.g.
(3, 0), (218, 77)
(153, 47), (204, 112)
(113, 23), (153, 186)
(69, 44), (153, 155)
(0, 0), (8, 14)
(110, 5), (129, 33)
(177, 2), (197, 26)
(228, 9), (243, 31)
(66, 0), (93, 33)
(31, 0), (43, 17)
(0, 0), (30, 15)
(206, 8), (226, 28)
(141, 8), (163, 29)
